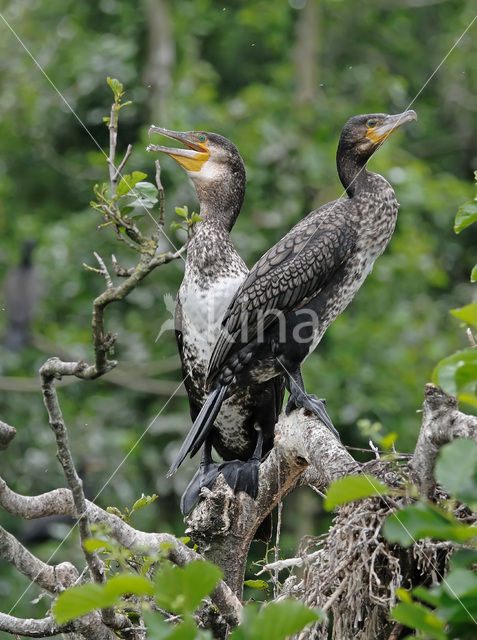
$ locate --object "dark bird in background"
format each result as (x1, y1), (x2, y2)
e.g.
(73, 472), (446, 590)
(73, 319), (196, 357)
(173, 110), (417, 500)
(4, 240), (38, 352)
(148, 129), (283, 515)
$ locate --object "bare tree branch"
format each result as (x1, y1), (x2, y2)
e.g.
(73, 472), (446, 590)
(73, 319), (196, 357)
(0, 610), (119, 640)
(0, 613), (68, 638)
(0, 420), (16, 450)
(0, 479), (242, 628)
(39, 364), (138, 632)
(0, 523), (78, 591)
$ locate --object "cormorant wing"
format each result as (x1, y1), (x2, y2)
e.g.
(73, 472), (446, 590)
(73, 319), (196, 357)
(207, 203), (357, 382)
(175, 296), (202, 421)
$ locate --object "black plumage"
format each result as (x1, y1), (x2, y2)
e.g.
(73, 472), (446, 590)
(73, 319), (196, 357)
(4, 240), (38, 351)
(148, 128), (284, 516)
(199, 111), (417, 451)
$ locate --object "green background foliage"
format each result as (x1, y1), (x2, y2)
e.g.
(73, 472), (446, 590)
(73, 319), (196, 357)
(0, 0), (476, 628)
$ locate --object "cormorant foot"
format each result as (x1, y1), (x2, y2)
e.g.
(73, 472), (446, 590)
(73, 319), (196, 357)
(286, 393), (340, 440)
(218, 458), (261, 499)
(180, 461), (221, 515)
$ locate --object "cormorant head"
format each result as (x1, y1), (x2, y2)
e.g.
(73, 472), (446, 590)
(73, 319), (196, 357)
(147, 127), (244, 183)
(147, 127), (246, 226)
(338, 110), (417, 162)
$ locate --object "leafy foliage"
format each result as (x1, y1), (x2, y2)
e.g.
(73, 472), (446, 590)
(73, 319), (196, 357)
(54, 574), (154, 623)
(383, 501), (476, 547)
(53, 558), (320, 638)
(324, 474), (391, 511)
(433, 172), (477, 407)
(383, 439), (477, 639)
(229, 599), (323, 640)
(435, 439), (477, 510)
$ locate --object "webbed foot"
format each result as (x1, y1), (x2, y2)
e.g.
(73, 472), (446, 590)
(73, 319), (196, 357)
(286, 392), (339, 440)
(218, 458), (261, 499)
(218, 426), (264, 500)
(180, 460), (220, 514)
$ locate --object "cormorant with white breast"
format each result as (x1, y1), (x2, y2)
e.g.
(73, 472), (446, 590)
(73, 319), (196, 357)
(147, 128), (284, 515)
(175, 110), (417, 485)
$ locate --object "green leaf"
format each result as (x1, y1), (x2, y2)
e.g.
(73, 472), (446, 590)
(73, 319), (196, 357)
(435, 439), (477, 506)
(449, 549), (477, 571)
(391, 602), (447, 639)
(244, 579), (269, 591)
(411, 586), (442, 608)
(189, 212), (203, 224)
(133, 181), (158, 207)
(143, 612), (212, 640)
(175, 205), (189, 218)
(455, 201), (477, 233)
(154, 561), (223, 615)
(230, 600), (322, 640)
(54, 583), (106, 623)
(104, 574), (154, 599)
(383, 502), (477, 547)
(83, 538), (113, 553)
(471, 264), (477, 282)
(170, 222), (185, 232)
(450, 303), (477, 329)
(324, 474), (390, 511)
(380, 431), (398, 449)
(116, 171), (148, 197)
(131, 493), (158, 514)
(107, 77), (123, 98)
(53, 574), (154, 623)
(442, 568), (477, 599)
(432, 348), (477, 397)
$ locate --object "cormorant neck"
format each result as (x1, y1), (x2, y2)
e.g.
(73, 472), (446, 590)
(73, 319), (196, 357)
(193, 169), (246, 232)
(336, 142), (372, 198)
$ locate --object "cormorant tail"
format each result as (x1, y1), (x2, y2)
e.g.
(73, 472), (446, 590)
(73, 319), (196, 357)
(167, 384), (228, 477)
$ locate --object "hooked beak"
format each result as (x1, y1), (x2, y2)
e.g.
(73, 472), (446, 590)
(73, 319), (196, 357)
(147, 126), (210, 172)
(367, 110), (418, 144)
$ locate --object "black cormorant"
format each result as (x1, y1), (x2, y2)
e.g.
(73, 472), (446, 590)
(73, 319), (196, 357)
(172, 110), (417, 494)
(148, 128), (283, 514)
(4, 240), (38, 351)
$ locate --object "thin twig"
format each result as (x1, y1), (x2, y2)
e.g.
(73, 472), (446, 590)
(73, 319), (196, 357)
(322, 576), (349, 612)
(94, 252), (113, 288)
(155, 159), (165, 227)
(112, 143), (133, 182)
(108, 103), (118, 188)
(467, 327), (476, 348)
(388, 623), (404, 640)
(111, 254), (134, 277)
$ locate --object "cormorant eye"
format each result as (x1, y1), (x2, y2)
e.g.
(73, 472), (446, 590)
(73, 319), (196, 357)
(367, 119), (377, 128)
(198, 134), (207, 142)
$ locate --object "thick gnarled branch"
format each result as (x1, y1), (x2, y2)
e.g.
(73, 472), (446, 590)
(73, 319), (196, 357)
(185, 409), (358, 597)
(410, 383), (477, 498)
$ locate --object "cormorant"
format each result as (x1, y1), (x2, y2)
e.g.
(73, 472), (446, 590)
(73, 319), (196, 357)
(177, 110), (417, 483)
(4, 240), (38, 351)
(147, 128), (283, 514)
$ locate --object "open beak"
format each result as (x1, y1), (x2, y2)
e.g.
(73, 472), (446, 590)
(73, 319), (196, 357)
(147, 126), (210, 172)
(367, 110), (418, 144)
